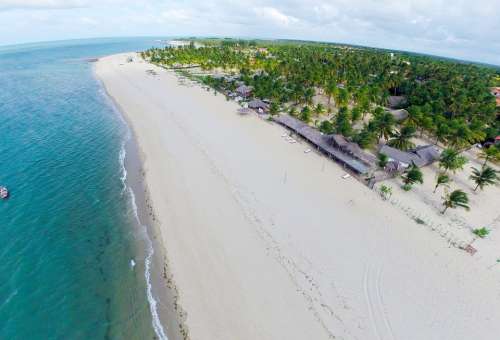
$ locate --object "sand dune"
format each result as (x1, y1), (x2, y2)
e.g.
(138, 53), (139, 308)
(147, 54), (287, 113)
(96, 53), (500, 340)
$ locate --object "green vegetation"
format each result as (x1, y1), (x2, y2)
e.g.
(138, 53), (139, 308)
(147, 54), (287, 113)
(470, 166), (499, 191)
(377, 153), (389, 168)
(371, 108), (395, 141)
(433, 173), (451, 193)
(269, 102), (279, 115)
(387, 125), (416, 151)
(441, 189), (470, 214)
(439, 148), (468, 173)
(473, 227), (490, 238)
(402, 163), (424, 189)
(300, 106), (311, 123)
(479, 145), (500, 166)
(380, 184), (393, 200)
(319, 120), (334, 134)
(334, 107), (353, 136)
(142, 38), (499, 151)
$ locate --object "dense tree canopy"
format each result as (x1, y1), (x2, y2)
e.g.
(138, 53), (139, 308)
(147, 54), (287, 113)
(142, 39), (500, 150)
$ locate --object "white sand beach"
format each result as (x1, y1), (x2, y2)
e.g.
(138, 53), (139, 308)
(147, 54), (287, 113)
(96, 53), (500, 340)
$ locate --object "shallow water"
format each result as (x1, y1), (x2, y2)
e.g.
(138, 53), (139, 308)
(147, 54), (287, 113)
(0, 37), (166, 339)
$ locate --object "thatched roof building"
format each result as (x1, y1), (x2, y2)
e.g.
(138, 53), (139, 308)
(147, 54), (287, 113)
(236, 85), (252, 97)
(387, 96), (407, 109)
(330, 134), (377, 165)
(274, 115), (372, 174)
(413, 145), (441, 165)
(379, 144), (440, 168)
(248, 99), (269, 111)
(388, 109), (409, 122)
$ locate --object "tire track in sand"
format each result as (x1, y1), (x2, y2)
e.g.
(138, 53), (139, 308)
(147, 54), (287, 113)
(363, 264), (395, 340)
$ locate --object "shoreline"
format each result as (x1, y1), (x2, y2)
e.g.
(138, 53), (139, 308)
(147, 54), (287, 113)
(123, 130), (186, 340)
(95, 71), (185, 340)
(95, 52), (500, 340)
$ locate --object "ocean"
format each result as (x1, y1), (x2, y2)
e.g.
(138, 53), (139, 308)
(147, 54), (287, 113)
(0, 38), (167, 339)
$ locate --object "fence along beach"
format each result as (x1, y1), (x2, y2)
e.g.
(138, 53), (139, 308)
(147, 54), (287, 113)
(96, 52), (500, 340)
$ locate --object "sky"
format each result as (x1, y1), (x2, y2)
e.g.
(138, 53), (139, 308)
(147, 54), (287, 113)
(0, 0), (499, 66)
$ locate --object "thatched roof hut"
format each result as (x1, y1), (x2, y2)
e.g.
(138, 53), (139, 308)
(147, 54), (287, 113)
(379, 144), (440, 168)
(236, 85), (252, 97)
(248, 99), (269, 111)
(387, 96), (407, 109)
(274, 115), (372, 174)
(388, 109), (409, 122)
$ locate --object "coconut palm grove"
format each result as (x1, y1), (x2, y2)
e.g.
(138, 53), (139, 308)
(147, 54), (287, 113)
(143, 38), (500, 152)
(142, 38), (499, 211)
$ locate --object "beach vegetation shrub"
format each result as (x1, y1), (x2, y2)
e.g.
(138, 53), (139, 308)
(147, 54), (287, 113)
(319, 120), (334, 134)
(314, 103), (325, 115)
(402, 183), (412, 191)
(473, 227), (490, 238)
(377, 153), (388, 168)
(402, 163), (423, 187)
(380, 185), (392, 200)
(300, 106), (311, 123)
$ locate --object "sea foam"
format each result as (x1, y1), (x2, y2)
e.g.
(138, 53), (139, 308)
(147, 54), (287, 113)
(118, 119), (168, 340)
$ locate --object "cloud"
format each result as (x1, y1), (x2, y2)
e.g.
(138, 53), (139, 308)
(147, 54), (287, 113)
(0, 0), (88, 10)
(253, 7), (298, 27)
(0, 0), (498, 65)
(80, 16), (97, 25)
(161, 8), (191, 22)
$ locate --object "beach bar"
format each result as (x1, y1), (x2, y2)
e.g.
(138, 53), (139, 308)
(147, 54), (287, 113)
(274, 115), (371, 174)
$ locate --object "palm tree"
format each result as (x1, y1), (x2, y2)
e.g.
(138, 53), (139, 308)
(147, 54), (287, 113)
(372, 110), (395, 141)
(303, 88), (315, 106)
(269, 102), (279, 115)
(377, 153), (388, 168)
(314, 103), (325, 116)
(441, 189), (469, 214)
(402, 163), (423, 187)
(439, 148), (468, 174)
(470, 166), (498, 191)
(337, 88), (350, 107)
(324, 81), (337, 109)
(300, 106), (311, 123)
(387, 126), (416, 151)
(478, 146), (500, 167)
(433, 173), (450, 193)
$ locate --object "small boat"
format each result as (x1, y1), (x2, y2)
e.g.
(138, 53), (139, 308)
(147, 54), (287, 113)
(304, 149), (311, 153)
(0, 186), (9, 199)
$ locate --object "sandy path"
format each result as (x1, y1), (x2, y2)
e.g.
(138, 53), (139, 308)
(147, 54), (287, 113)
(96, 53), (500, 340)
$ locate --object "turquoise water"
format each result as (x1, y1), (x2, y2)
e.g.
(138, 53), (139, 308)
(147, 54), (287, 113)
(0, 38), (166, 339)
